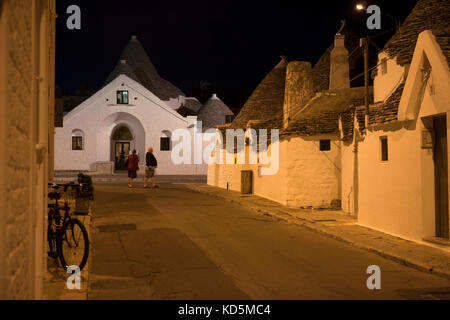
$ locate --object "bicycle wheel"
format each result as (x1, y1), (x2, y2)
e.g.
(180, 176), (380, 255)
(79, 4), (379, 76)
(58, 218), (89, 271)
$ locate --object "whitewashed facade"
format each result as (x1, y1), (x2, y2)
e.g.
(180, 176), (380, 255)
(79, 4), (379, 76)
(208, 0), (450, 244)
(54, 36), (233, 175)
(54, 74), (205, 175)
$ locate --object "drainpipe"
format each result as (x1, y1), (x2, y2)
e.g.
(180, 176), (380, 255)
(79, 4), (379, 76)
(362, 37), (370, 128)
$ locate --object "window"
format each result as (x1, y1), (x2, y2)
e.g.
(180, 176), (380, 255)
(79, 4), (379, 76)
(381, 58), (388, 75)
(72, 129), (84, 150)
(160, 137), (171, 151)
(72, 136), (83, 150)
(116, 90), (129, 104)
(225, 115), (235, 124)
(380, 136), (388, 161)
(319, 139), (331, 151)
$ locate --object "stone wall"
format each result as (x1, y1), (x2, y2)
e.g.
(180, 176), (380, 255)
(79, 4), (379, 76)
(0, 0), (55, 299)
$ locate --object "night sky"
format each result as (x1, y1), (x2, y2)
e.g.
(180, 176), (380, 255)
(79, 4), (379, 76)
(56, 0), (418, 107)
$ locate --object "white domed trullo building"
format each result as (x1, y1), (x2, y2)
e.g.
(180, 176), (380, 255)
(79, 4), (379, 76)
(54, 35), (233, 175)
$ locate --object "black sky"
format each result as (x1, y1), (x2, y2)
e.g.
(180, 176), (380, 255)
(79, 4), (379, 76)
(56, 0), (418, 106)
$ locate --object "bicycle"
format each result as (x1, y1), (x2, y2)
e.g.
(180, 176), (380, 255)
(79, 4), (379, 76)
(47, 182), (90, 272)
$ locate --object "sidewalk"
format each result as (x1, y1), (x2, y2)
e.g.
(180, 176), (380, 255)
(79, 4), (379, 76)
(185, 183), (450, 280)
(54, 172), (206, 184)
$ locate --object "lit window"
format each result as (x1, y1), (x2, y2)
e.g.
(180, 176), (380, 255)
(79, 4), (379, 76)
(381, 58), (387, 75)
(320, 140), (331, 151)
(117, 90), (129, 104)
(160, 137), (171, 151)
(380, 136), (388, 161)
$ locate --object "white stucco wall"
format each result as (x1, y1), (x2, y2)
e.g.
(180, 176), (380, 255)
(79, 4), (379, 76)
(208, 141), (288, 205)
(358, 99), (450, 241)
(341, 140), (357, 215)
(208, 135), (342, 208)
(373, 52), (406, 103)
(356, 30), (450, 242)
(357, 125), (425, 240)
(285, 136), (341, 207)
(55, 75), (204, 175)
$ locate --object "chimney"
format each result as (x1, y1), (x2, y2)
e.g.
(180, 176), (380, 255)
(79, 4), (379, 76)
(121, 60), (127, 64)
(329, 34), (350, 90)
(283, 61), (314, 129)
(131, 35), (137, 41)
(211, 94), (218, 99)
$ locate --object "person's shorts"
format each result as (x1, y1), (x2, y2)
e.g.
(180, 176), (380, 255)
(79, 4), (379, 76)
(128, 170), (137, 179)
(145, 166), (155, 178)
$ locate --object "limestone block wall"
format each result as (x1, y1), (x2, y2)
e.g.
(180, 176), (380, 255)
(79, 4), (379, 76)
(0, 0), (55, 299)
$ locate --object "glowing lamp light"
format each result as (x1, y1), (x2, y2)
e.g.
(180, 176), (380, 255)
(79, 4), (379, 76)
(356, 3), (365, 11)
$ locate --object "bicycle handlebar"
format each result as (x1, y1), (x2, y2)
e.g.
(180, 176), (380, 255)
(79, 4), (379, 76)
(48, 182), (84, 191)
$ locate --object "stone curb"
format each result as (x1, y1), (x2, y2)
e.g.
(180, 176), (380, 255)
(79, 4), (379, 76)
(185, 184), (450, 280)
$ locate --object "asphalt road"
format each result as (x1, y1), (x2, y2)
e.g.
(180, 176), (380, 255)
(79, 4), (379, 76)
(88, 183), (450, 300)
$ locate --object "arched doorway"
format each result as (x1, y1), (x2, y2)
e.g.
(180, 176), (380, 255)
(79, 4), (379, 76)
(112, 125), (133, 170)
(96, 112), (146, 169)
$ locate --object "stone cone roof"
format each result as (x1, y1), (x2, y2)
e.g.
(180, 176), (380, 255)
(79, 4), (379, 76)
(282, 87), (370, 137)
(198, 94), (234, 129)
(230, 56), (288, 130)
(104, 60), (139, 84)
(183, 97), (203, 113)
(105, 36), (185, 101)
(382, 0), (450, 66)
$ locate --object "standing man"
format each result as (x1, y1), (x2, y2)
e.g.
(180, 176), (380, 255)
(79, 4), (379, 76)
(144, 147), (158, 188)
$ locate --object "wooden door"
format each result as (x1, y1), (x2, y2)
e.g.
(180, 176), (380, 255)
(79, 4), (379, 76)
(434, 116), (449, 238)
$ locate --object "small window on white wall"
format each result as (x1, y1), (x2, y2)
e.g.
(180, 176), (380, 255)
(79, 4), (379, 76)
(160, 130), (171, 151)
(320, 139), (331, 151)
(117, 90), (129, 104)
(380, 136), (388, 161)
(72, 129), (84, 150)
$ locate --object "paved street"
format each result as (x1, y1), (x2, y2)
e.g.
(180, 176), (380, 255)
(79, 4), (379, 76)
(88, 183), (450, 300)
